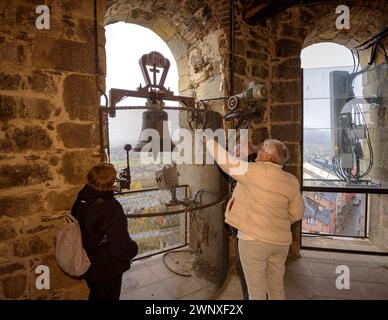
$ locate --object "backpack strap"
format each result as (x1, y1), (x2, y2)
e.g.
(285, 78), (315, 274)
(68, 198), (105, 225)
(75, 198), (104, 215)
(65, 213), (79, 224)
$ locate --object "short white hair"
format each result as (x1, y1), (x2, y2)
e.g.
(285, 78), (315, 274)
(262, 139), (289, 165)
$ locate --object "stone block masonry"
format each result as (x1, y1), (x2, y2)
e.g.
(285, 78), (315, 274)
(0, 0), (105, 299)
(0, 0), (232, 300)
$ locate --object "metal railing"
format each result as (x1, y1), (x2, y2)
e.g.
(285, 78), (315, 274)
(115, 185), (229, 261)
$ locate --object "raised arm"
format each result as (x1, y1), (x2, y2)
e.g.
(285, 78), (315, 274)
(205, 138), (250, 183)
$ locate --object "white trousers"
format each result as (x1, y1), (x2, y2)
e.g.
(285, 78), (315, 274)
(238, 239), (289, 300)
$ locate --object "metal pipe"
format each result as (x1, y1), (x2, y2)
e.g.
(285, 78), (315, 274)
(229, 0), (235, 96)
(117, 184), (189, 196)
(98, 105), (219, 112)
(125, 194), (229, 218)
(107, 118), (111, 162)
(192, 188), (219, 204)
(301, 245), (388, 256)
(364, 193), (369, 238)
(301, 232), (366, 240)
(98, 108), (105, 161)
(184, 186), (188, 245)
(198, 97), (229, 102)
(132, 244), (188, 261)
(302, 186), (388, 195)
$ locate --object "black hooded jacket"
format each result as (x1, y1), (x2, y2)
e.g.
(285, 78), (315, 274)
(71, 184), (138, 281)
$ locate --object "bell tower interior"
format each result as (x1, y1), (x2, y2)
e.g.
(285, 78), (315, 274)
(0, 0), (387, 301)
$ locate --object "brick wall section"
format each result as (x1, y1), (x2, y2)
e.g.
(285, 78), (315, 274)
(105, 0), (227, 48)
(0, 0), (106, 299)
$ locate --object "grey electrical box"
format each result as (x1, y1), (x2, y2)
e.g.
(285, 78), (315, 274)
(330, 70), (350, 159)
(340, 153), (353, 169)
(155, 166), (179, 190)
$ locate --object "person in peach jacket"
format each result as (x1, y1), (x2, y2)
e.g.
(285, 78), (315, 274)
(206, 138), (304, 300)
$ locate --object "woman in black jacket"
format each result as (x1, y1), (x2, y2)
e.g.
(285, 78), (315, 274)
(71, 163), (138, 300)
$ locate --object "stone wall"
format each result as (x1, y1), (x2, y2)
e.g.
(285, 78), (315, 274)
(231, 2), (305, 256)
(363, 42), (388, 250)
(0, 0), (106, 299)
(0, 0), (233, 300)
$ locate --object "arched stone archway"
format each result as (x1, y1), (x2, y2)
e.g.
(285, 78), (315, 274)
(104, 0), (230, 100)
(232, 1), (388, 257)
(102, 0), (232, 290)
(297, 3), (388, 251)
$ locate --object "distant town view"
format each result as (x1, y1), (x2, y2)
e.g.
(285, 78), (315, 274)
(303, 129), (365, 237)
(302, 64), (366, 237)
(110, 137), (186, 258)
(115, 187), (187, 258)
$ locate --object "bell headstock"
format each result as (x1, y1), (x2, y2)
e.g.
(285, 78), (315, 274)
(138, 51), (171, 93)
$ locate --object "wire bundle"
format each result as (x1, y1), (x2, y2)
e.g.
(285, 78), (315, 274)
(332, 28), (387, 183)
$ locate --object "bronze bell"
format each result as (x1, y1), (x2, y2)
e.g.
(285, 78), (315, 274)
(133, 109), (175, 152)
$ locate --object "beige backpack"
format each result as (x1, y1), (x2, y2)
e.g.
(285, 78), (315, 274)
(55, 213), (91, 277)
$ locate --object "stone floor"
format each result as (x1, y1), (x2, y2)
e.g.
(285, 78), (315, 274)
(120, 248), (388, 300)
(120, 250), (218, 300)
(217, 249), (388, 300)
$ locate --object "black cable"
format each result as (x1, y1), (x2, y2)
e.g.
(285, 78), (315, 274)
(368, 42), (378, 65)
(337, 102), (373, 183)
(162, 250), (197, 277)
(94, 0), (110, 161)
(351, 28), (388, 72)
(349, 63), (372, 90)
(353, 103), (373, 179)
(377, 41), (388, 63)
(348, 111), (362, 182)
(353, 27), (388, 50)
(349, 28), (387, 97)
(333, 162), (344, 180)
(336, 158), (347, 181)
(351, 49), (356, 74)
(355, 49), (360, 72)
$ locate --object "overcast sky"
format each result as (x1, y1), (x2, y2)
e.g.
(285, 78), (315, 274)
(301, 42), (355, 69)
(105, 22), (179, 147)
(302, 42), (361, 131)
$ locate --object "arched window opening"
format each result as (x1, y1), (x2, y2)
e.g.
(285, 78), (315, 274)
(104, 23), (185, 260)
(301, 42), (388, 253)
(105, 22), (180, 190)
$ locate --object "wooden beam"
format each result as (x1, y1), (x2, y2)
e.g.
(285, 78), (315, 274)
(243, 0), (297, 24)
(242, 0), (355, 25)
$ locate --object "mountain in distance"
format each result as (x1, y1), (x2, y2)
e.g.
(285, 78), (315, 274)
(304, 129), (331, 146)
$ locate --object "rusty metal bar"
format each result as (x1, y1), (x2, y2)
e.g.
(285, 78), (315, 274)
(116, 184), (189, 196)
(133, 244), (188, 261)
(99, 105), (218, 112)
(125, 193), (229, 219)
